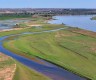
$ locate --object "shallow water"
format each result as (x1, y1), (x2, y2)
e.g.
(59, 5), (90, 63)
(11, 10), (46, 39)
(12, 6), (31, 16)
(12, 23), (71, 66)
(0, 19), (30, 30)
(0, 28), (85, 80)
(48, 15), (96, 32)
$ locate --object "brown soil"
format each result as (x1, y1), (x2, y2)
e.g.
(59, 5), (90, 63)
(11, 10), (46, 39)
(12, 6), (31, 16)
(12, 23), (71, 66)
(28, 25), (41, 27)
(91, 47), (96, 53)
(55, 31), (70, 37)
(82, 41), (96, 45)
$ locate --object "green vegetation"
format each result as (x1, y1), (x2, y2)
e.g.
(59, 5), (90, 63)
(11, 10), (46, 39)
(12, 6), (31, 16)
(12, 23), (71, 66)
(91, 16), (96, 20)
(19, 24), (27, 27)
(2, 27), (96, 80)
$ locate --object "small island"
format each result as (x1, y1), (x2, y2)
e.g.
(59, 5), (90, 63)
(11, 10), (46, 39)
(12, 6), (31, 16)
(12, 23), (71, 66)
(91, 16), (96, 20)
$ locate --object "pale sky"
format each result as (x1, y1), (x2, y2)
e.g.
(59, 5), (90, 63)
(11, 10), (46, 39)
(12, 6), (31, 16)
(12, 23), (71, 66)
(0, 0), (96, 8)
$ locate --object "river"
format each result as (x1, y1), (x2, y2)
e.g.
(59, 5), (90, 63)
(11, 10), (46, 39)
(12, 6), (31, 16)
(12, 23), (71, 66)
(48, 15), (96, 32)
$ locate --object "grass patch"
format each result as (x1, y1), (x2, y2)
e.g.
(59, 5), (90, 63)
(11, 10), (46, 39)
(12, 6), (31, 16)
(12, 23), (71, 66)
(19, 24), (27, 27)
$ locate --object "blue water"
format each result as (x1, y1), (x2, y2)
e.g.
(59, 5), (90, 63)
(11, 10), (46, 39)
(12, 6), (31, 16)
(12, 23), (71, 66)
(0, 28), (85, 80)
(48, 15), (96, 32)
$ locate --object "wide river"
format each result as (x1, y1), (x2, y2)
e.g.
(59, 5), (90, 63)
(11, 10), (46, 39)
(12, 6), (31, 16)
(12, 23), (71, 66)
(48, 15), (96, 32)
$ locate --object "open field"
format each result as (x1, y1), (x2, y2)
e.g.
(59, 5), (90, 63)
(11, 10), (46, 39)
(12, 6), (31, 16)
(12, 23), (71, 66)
(2, 26), (96, 80)
(0, 52), (51, 80)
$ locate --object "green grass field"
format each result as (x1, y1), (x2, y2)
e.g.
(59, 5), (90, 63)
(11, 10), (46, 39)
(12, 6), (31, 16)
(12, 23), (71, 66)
(2, 28), (96, 80)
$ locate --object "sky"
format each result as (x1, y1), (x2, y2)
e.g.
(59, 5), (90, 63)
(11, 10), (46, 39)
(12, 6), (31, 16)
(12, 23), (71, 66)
(0, 0), (96, 8)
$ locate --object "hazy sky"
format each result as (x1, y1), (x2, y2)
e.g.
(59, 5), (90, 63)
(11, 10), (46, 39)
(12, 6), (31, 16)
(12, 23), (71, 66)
(0, 0), (96, 8)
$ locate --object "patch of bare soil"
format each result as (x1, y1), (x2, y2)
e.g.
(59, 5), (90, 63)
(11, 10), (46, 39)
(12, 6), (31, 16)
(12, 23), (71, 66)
(82, 41), (96, 45)
(91, 47), (96, 53)
(55, 31), (70, 37)
(28, 25), (41, 27)
(0, 52), (16, 80)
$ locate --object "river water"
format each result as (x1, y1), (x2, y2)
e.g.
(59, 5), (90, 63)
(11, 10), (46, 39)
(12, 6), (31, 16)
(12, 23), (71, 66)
(48, 15), (96, 32)
(0, 28), (85, 80)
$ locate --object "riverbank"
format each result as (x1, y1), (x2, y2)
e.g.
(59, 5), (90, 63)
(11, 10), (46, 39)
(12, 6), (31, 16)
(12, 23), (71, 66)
(0, 52), (51, 80)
